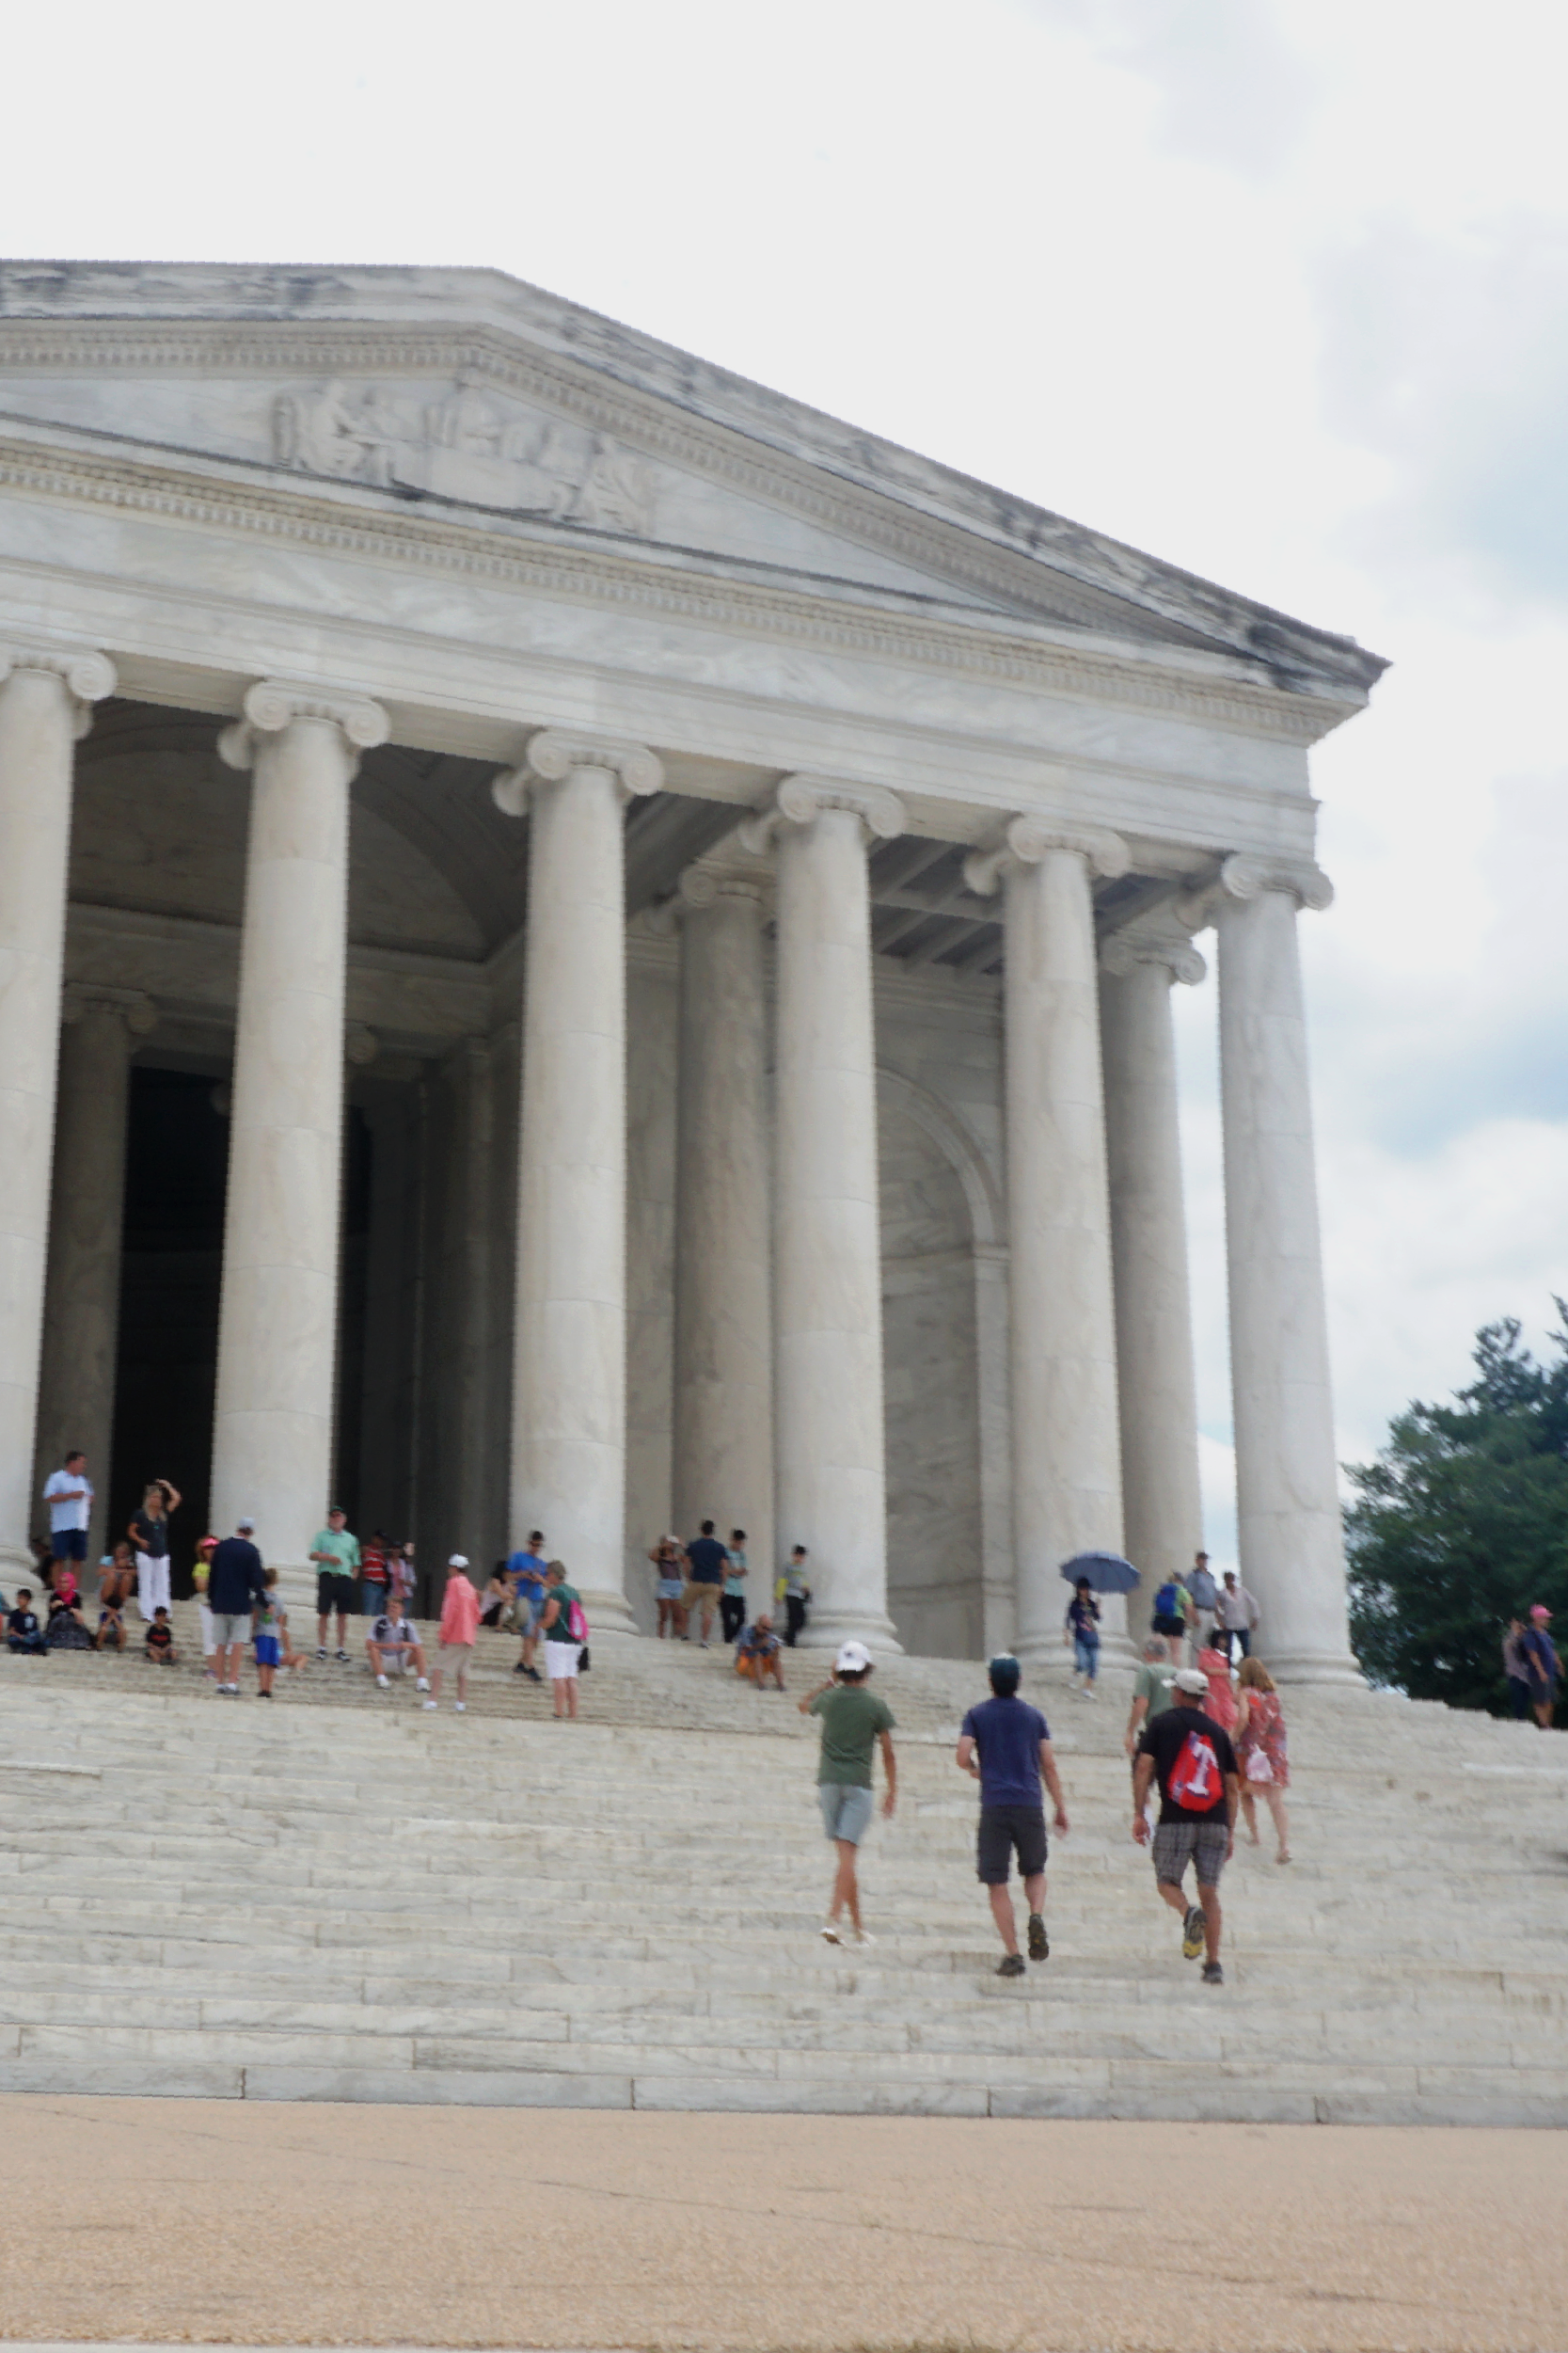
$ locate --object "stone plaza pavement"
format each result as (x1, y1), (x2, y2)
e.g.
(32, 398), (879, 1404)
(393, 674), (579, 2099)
(1, 1618), (1565, 2127)
(0, 2103), (1566, 2351)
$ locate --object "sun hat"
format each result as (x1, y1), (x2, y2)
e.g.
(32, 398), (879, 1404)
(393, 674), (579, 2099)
(1530, 1603), (1552, 1621)
(835, 1641), (872, 1674)
(1173, 1667), (1210, 1694)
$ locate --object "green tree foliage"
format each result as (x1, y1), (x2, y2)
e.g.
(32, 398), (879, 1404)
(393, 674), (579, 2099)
(1345, 1311), (1568, 1714)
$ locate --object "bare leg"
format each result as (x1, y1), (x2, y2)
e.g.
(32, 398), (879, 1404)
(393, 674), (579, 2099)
(1022, 1870), (1046, 1916)
(1241, 1789), (1259, 1844)
(1197, 1881), (1223, 1963)
(987, 1883), (1018, 1955)
(1156, 1875), (1189, 1922)
(830, 1841), (862, 1936)
(1265, 1786), (1291, 1860)
(564, 1676), (578, 1721)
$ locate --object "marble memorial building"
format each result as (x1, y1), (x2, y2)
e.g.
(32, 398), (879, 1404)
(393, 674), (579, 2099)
(0, 263), (1384, 1679)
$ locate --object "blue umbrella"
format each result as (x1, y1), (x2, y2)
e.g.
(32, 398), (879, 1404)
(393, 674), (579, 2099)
(1060, 1550), (1140, 1594)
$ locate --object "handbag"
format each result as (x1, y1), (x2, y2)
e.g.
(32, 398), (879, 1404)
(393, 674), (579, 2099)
(1244, 1747), (1274, 1784)
(578, 1643), (590, 1674)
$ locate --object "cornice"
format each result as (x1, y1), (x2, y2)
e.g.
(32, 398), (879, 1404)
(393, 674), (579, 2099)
(0, 430), (1351, 748)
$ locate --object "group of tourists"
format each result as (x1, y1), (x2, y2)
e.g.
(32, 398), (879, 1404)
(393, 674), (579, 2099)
(644, 1526), (813, 1651)
(801, 1628), (1291, 1986)
(1062, 1549), (1261, 1699)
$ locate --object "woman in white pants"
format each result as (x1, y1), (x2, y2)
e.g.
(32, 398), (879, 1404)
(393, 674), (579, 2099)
(129, 1478), (181, 1621)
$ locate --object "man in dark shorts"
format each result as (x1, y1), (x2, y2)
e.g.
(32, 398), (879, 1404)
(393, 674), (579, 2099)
(682, 1518), (729, 1648)
(1132, 1665), (1240, 1985)
(309, 1506), (361, 1661)
(957, 1655), (1069, 1977)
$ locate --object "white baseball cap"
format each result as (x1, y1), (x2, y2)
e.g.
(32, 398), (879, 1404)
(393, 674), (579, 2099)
(835, 1641), (872, 1674)
(1173, 1667), (1209, 1695)
(236, 1516), (256, 1531)
(448, 1554), (468, 1568)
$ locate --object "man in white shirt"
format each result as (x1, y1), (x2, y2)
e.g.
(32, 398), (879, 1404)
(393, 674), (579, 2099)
(366, 1609), (430, 1693)
(41, 1452), (93, 1580)
(1216, 1571), (1260, 1661)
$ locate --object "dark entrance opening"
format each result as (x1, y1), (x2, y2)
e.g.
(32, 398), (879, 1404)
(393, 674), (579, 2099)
(108, 1069), (373, 1587)
(109, 1068), (230, 1590)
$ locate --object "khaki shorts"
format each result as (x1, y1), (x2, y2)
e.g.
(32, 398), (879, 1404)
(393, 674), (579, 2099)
(682, 1581), (720, 1614)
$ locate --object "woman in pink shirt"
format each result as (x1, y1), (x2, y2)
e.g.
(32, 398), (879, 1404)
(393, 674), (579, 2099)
(427, 1554), (480, 1712)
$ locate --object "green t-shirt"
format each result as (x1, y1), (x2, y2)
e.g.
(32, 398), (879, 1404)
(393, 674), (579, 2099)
(545, 1584), (580, 1640)
(809, 1684), (896, 1788)
(313, 1529), (361, 1573)
(1134, 1659), (1176, 1720)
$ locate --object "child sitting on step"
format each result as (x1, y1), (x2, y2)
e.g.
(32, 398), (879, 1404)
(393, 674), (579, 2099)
(145, 1606), (180, 1665)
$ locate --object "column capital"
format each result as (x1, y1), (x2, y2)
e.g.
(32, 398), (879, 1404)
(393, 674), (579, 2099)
(738, 772), (905, 854)
(491, 727), (663, 816)
(61, 984), (158, 1035)
(0, 638), (118, 739)
(963, 815), (1129, 897)
(218, 678), (389, 774)
(1099, 912), (1207, 987)
(675, 826), (774, 917)
(1179, 853), (1333, 927)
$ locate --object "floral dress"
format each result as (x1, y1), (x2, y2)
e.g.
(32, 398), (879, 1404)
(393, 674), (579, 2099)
(1237, 1689), (1290, 1788)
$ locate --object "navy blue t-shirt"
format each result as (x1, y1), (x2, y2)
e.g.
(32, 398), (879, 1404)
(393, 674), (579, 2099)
(959, 1695), (1050, 1808)
(685, 1535), (729, 1583)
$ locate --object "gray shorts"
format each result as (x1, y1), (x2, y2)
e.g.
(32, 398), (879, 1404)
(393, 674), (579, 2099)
(818, 1783), (875, 1845)
(210, 1610), (253, 1646)
(1151, 1819), (1229, 1889)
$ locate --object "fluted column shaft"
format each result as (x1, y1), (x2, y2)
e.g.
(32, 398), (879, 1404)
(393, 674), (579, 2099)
(497, 732), (662, 1634)
(969, 819), (1126, 1667)
(1100, 932), (1205, 1643)
(0, 644), (115, 1574)
(758, 776), (903, 1651)
(673, 857), (773, 1569)
(211, 681), (387, 1582)
(34, 993), (152, 1562)
(1215, 859), (1358, 1682)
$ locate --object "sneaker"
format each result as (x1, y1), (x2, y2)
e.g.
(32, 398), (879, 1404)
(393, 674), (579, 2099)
(375, 1673), (389, 1689)
(415, 1677), (430, 1692)
(850, 1927), (877, 1948)
(423, 1699), (437, 1710)
(523, 1665), (541, 1682)
(513, 1661), (529, 1676)
(997, 1951), (1026, 1978)
(335, 1649), (349, 1663)
(819, 1922), (842, 1945)
(454, 1701), (467, 1712)
(316, 1646), (327, 1661)
(1027, 1913), (1049, 1962)
(1201, 1961), (1225, 1985)
(257, 1688), (272, 1699)
(1181, 1904), (1206, 1961)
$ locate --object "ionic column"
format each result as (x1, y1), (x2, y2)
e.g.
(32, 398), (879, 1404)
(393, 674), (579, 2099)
(745, 775), (904, 1651)
(211, 680), (388, 1587)
(967, 818), (1128, 1668)
(1099, 916), (1206, 1643)
(34, 988), (156, 1562)
(0, 641), (117, 1575)
(1212, 854), (1359, 1683)
(672, 835), (774, 1572)
(493, 731), (663, 1635)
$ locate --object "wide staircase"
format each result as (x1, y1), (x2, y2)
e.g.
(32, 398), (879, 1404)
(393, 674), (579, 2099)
(2, 1609), (1565, 2122)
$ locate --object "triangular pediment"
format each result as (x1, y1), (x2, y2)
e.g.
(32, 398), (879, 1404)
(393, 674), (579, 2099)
(0, 262), (1386, 698)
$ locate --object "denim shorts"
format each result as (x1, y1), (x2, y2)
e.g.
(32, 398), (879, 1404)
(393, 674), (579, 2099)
(818, 1783), (875, 1845)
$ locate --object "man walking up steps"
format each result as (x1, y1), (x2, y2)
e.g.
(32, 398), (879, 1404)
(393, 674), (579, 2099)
(800, 1643), (896, 1948)
(1132, 1665), (1240, 1985)
(957, 1655), (1069, 1977)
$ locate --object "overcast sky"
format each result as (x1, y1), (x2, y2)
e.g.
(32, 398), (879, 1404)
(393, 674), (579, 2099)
(5, 0), (1563, 1567)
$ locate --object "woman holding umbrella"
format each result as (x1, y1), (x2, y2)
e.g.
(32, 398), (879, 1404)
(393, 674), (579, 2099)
(1063, 1577), (1101, 1696)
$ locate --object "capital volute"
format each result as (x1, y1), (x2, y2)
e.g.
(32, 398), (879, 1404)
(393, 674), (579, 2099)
(0, 638), (118, 739)
(674, 826), (774, 920)
(218, 679), (389, 777)
(61, 984), (157, 1035)
(963, 815), (1130, 898)
(1219, 852), (1334, 913)
(738, 772), (905, 854)
(1099, 918), (1207, 988)
(491, 728), (663, 816)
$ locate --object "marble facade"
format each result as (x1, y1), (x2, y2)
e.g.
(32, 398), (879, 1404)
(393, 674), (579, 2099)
(0, 262), (1384, 1678)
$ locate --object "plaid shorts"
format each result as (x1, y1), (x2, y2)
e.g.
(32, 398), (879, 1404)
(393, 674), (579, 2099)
(1151, 1819), (1229, 1888)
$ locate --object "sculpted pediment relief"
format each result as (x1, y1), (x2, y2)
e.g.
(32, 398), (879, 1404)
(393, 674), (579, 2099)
(271, 372), (656, 533)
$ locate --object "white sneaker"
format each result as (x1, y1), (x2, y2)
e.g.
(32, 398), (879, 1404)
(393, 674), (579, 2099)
(454, 1701), (467, 1712)
(375, 1673), (389, 1689)
(415, 1676), (430, 1692)
(819, 1922), (842, 1945)
(423, 1698), (437, 1710)
(851, 1927), (878, 1948)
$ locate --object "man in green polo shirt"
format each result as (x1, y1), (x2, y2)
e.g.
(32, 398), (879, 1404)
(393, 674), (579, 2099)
(310, 1506), (362, 1661)
(798, 1642), (896, 1948)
